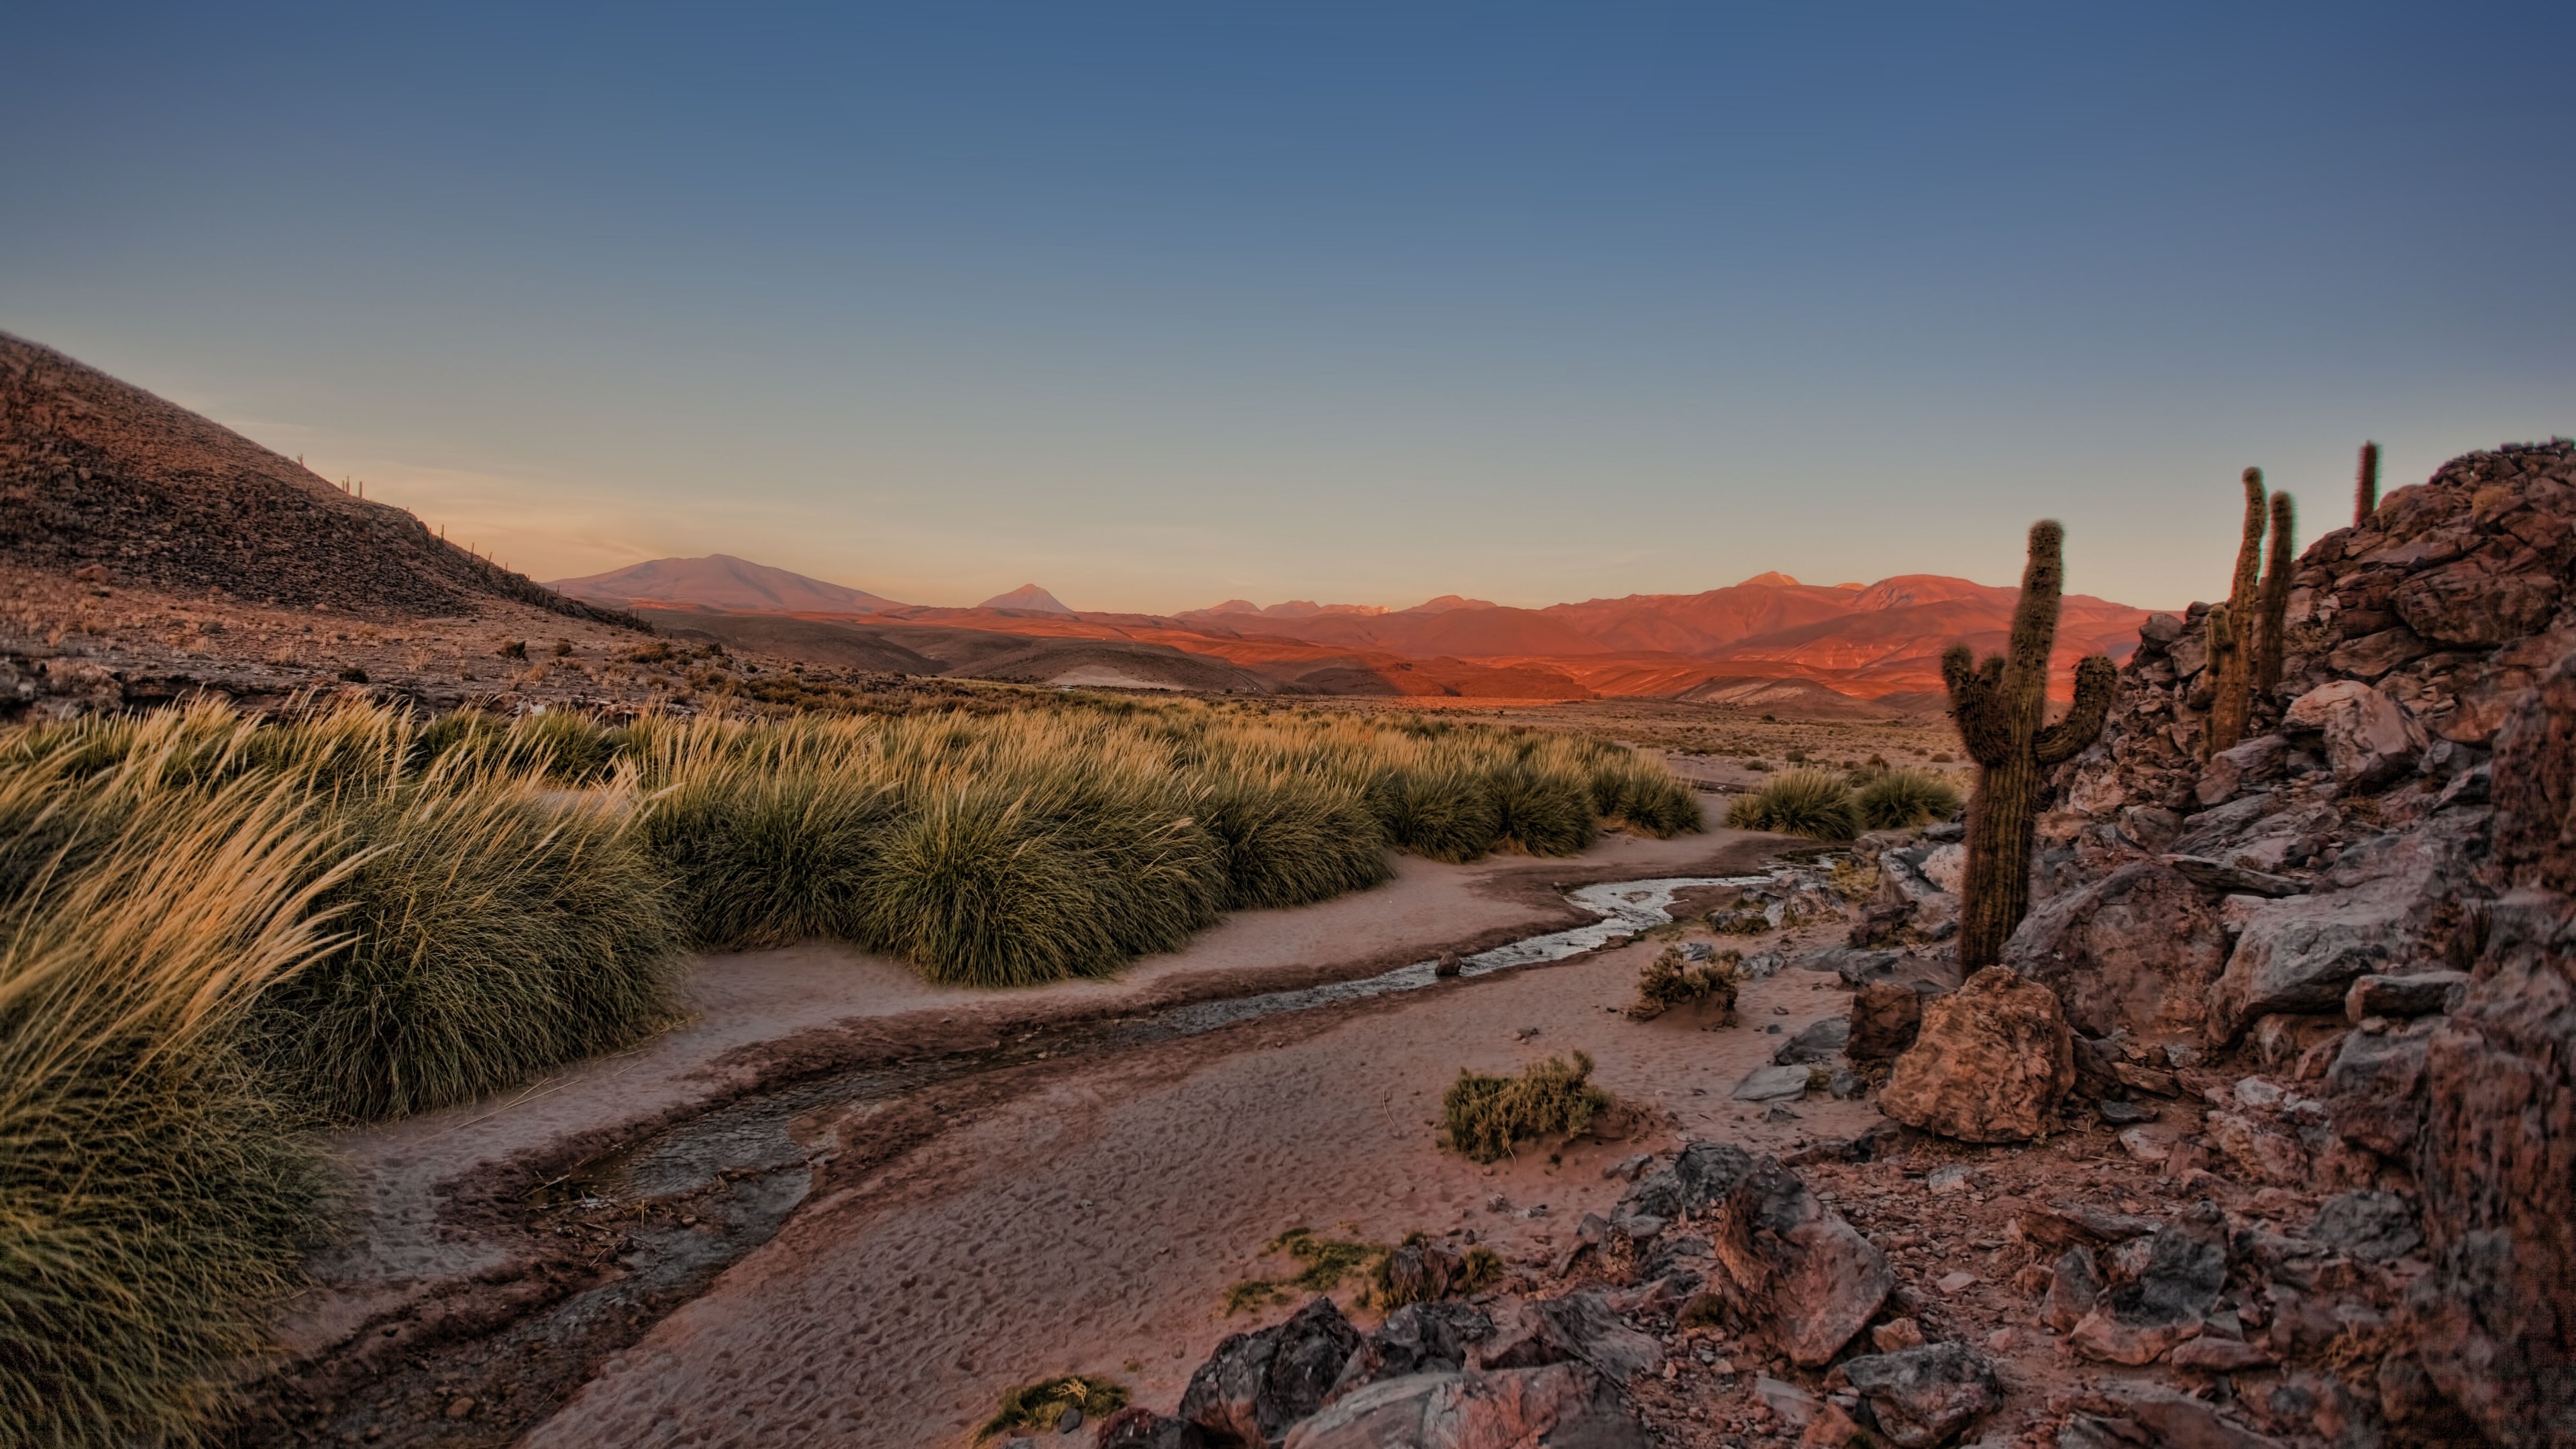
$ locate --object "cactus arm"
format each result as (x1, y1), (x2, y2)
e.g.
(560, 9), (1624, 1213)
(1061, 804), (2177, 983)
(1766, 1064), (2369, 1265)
(2254, 491), (2296, 696)
(1943, 646), (2012, 766)
(2355, 441), (2379, 527)
(2035, 655), (2118, 765)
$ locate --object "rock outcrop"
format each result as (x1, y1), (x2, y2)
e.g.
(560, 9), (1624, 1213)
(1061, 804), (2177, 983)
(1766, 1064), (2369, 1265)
(1704, 1155), (1892, 1366)
(1879, 967), (2074, 1142)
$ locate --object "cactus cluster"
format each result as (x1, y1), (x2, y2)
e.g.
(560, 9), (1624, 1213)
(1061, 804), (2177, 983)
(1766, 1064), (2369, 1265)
(1942, 521), (2117, 969)
(2206, 467), (2299, 756)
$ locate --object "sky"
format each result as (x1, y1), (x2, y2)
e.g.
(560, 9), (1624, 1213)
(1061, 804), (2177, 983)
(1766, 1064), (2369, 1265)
(6, 3), (2572, 614)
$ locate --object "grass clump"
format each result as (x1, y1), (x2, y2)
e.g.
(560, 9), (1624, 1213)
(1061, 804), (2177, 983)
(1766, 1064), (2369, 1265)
(977, 1375), (1129, 1442)
(1854, 768), (1964, 830)
(1442, 1052), (1612, 1164)
(1224, 1227), (1389, 1314)
(1725, 769), (1860, 841)
(0, 757), (348, 1448)
(1627, 945), (1739, 1022)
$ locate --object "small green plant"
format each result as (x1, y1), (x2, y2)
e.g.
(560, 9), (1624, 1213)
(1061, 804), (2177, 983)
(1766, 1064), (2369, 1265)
(1854, 769), (1964, 830)
(1725, 769), (1860, 841)
(1373, 1232), (1505, 1308)
(977, 1375), (1130, 1442)
(1224, 1227), (1389, 1313)
(1442, 1052), (1612, 1163)
(1627, 946), (1738, 1022)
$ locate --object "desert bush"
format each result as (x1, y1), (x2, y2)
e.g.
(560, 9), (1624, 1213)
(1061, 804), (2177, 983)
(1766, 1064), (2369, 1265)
(1577, 743), (1703, 835)
(1724, 769), (1860, 841)
(254, 765), (679, 1121)
(1485, 757), (1599, 857)
(641, 763), (897, 949)
(0, 763), (347, 1448)
(1627, 945), (1739, 1022)
(978, 1375), (1129, 1443)
(1370, 759), (1503, 863)
(1192, 767), (1389, 910)
(1854, 768), (1964, 830)
(1442, 1052), (1612, 1163)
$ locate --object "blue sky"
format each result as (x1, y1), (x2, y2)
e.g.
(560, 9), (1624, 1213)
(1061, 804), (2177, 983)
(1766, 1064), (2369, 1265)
(6, 3), (2570, 611)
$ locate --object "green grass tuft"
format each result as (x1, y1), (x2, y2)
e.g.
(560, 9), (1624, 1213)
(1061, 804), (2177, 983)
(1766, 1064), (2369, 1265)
(1724, 769), (1861, 841)
(1854, 768), (1965, 830)
(1442, 1052), (1613, 1164)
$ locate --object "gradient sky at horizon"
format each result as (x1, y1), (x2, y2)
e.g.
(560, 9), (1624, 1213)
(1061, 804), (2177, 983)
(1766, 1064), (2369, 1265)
(6, 3), (2571, 613)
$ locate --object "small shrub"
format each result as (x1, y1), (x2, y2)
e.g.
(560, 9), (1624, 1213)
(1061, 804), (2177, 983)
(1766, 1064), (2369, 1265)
(1827, 855), (1882, 902)
(551, 639), (574, 657)
(495, 639), (527, 660)
(1373, 763), (1502, 863)
(978, 1375), (1129, 1442)
(1627, 945), (1739, 1022)
(1442, 1052), (1611, 1164)
(1854, 769), (1964, 830)
(1485, 760), (1598, 857)
(1725, 770), (1860, 841)
(336, 665), (369, 684)
(1372, 1232), (1505, 1309)
(628, 640), (674, 663)
(1224, 1227), (1388, 1313)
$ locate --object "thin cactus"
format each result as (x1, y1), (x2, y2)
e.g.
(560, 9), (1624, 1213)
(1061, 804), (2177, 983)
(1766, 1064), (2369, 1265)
(2254, 491), (2296, 698)
(1942, 520), (2117, 970)
(2355, 441), (2380, 527)
(2206, 468), (2268, 755)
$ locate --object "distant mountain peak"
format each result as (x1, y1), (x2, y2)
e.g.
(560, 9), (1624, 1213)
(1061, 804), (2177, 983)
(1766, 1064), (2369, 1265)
(545, 553), (908, 614)
(1737, 571), (1801, 588)
(979, 583), (1073, 614)
(1405, 594), (1498, 613)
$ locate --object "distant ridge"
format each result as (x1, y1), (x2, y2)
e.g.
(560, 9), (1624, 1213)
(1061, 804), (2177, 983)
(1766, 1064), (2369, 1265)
(978, 584), (1073, 614)
(549, 554), (910, 614)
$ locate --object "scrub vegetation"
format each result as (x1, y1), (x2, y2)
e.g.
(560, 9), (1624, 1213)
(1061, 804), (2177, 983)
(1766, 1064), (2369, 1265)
(0, 691), (1695, 1444)
(1442, 1051), (1615, 1163)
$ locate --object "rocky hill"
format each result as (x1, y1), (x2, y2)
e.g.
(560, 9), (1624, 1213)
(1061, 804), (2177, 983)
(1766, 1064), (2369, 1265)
(0, 332), (637, 627)
(1990, 439), (2576, 1442)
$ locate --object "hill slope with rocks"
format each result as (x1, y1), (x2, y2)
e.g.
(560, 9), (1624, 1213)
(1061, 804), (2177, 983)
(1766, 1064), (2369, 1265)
(0, 331), (635, 626)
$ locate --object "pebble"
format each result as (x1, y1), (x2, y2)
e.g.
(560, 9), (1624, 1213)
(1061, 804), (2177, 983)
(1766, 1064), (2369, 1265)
(1936, 1270), (1978, 1295)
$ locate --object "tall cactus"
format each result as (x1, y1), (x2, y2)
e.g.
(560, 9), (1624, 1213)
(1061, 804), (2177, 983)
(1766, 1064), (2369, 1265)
(1943, 521), (2117, 969)
(2355, 441), (2380, 527)
(2253, 491), (2296, 697)
(2207, 467), (2269, 755)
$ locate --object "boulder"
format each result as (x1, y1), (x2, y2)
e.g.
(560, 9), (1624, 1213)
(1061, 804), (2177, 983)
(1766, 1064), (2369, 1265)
(2002, 861), (2230, 1038)
(1732, 1063), (1813, 1102)
(2205, 814), (2486, 1040)
(1706, 1156), (1892, 1366)
(1474, 1291), (1660, 1381)
(1280, 1364), (1646, 1449)
(1180, 1297), (1362, 1449)
(1332, 1302), (1492, 1399)
(2065, 1206), (2229, 1366)
(2280, 680), (2425, 788)
(2204, 1110), (2310, 1185)
(1837, 1343), (2001, 1448)
(2041, 1246), (2102, 1332)
(2344, 970), (2467, 1021)
(1613, 1140), (1753, 1232)
(2196, 735), (2288, 807)
(1773, 1016), (1850, 1065)
(2393, 557), (2559, 647)
(2323, 1020), (2432, 1158)
(1882, 967), (2075, 1143)
(1847, 981), (1923, 1060)
(2308, 1191), (2422, 1264)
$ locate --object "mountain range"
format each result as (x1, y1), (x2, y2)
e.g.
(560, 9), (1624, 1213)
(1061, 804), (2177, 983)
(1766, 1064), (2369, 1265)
(547, 555), (2154, 705)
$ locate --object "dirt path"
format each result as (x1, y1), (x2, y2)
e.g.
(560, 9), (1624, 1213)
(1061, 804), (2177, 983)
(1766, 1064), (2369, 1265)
(521, 916), (1872, 1446)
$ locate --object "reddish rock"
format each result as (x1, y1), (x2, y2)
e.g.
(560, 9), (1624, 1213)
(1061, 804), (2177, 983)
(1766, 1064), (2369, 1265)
(1881, 967), (2075, 1143)
(1846, 981), (1923, 1060)
(1707, 1157), (1892, 1367)
(2001, 861), (2229, 1038)
(2280, 680), (2424, 788)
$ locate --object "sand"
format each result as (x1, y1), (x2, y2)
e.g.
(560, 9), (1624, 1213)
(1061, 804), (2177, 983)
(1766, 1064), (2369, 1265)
(280, 827), (1779, 1364)
(518, 916), (1872, 1445)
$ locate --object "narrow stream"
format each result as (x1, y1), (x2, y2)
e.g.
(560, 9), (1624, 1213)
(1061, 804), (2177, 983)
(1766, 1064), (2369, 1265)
(295, 868), (1782, 1445)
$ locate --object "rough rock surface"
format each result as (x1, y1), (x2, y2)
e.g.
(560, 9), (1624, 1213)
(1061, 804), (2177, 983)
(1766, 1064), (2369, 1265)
(1837, 1342), (2000, 1448)
(1330, 1303), (1491, 1399)
(1880, 967), (2074, 1142)
(2000, 860), (2229, 1038)
(1179, 1297), (1362, 1449)
(1281, 1364), (1643, 1449)
(1705, 1155), (1891, 1366)
(1845, 981), (1923, 1061)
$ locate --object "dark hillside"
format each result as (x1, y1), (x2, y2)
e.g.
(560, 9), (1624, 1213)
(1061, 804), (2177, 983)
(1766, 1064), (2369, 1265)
(0, 332), (642, 628)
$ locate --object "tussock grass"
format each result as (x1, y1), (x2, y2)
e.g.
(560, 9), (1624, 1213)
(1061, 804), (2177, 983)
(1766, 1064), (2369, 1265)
(1725, 769), (1861, 841)
(1442, 1052), (1613, 1164)
(0, 693), (1697, 1438)
(1854, 768), (1964, 830)
(1224, 1226), (1390, 1314)
(1628, 946), (1739, 1022)
(977, 1375), (1129, 1442)
(0, 753), (350, 1448)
